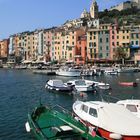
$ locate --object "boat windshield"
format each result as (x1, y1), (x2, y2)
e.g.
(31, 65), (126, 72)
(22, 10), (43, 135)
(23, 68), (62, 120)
(75, 80), (86, 86)
(126, 104), (137, 112)
(81, 104), (88, 113)
(89, 108), (98, 118)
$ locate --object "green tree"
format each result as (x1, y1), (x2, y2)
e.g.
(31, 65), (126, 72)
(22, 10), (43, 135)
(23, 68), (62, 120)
(114, 47), (128, 64)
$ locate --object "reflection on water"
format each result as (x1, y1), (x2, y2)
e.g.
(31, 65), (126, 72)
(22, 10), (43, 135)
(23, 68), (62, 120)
(0, 69), (140, 140)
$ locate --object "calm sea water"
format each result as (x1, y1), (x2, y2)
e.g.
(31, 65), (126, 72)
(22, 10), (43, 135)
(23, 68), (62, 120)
(0, 69), (140, 140)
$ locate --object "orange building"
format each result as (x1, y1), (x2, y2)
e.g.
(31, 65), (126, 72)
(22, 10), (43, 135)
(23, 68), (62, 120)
(0, 39), (9, 62)
(75, 34), (87, 65)
(65, 28), (86, 63)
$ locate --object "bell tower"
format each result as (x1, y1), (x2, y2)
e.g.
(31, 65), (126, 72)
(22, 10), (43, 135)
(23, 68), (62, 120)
(90, 0), (99, 19)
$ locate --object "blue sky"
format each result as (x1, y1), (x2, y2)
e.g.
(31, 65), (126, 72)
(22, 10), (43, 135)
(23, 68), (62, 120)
(0, 0), (126, 39)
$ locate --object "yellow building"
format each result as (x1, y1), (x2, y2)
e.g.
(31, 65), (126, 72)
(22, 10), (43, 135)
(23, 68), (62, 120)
(116, 26), (131, 58)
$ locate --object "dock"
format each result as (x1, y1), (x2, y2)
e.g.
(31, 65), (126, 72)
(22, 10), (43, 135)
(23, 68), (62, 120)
(33, 70), (56, 75)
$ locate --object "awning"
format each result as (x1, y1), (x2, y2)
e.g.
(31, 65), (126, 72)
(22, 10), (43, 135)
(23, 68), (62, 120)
(22, 60), (32, 64)
(130, 45), (140, 49)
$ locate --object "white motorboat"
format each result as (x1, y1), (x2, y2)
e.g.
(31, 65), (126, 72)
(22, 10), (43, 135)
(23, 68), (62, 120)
(66, 79), (95, 92)
(83, 80), (110, 90)
(73, 100), (140, 140)
(45, 79), (73, 92)
(117, 99), (140, 118)
(104, 68), (118, 75)
(56, 66), (81, 77)
(95, 82), (110, 90)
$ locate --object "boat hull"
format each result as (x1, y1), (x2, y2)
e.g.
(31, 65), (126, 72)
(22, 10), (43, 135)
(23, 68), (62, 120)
(75, 86), (94, 92)
(73, 101), (140, 140)
(56, 71), (81, 77)
(119, 82), (138, 87)
(45, 83), (72, 92)
(76, 116), (140, 140)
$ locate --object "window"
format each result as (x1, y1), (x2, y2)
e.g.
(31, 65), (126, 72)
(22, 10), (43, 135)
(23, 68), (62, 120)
(100, 46), (102, 51)
(99, 53), (103, 58)
(131, 41), (134, 45)
(90, 36), (92, 40)
(112, 42), (115, 46)
(94, 42), (96, 47)
(100, 38), (102, 43)
(105, 31), (109, 34)
(89, 108), (98, 117)
(106, 38), (109, 42)
(70, 53), (72, 58)
(126, 105), (137, 112)
(136, 41), (139, 45)
(81, 105), (88, 113)
(89, 42), (93, 48)
(106, 46), (109, 50)
(72, 42), (74, 45)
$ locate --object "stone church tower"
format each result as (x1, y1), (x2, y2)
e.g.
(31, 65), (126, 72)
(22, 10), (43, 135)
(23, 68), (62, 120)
(90, 0), (99, 19)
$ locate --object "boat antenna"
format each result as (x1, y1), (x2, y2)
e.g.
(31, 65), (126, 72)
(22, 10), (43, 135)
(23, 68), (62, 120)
(131, 96), (134, 100)
(99, 93), (105, 102)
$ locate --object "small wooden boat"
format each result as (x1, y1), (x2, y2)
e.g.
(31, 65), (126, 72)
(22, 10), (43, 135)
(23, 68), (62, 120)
(25, 104), (103, 140)
(119, 82), (138, 87)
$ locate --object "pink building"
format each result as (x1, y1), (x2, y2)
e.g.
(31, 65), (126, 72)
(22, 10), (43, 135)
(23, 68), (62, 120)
(43, 28), (53, 62)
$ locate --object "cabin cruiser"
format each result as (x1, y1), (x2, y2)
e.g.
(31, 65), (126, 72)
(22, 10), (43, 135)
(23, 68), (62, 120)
(56, 66), (81, 77)
(66, 79), (95, 92)
(73, 100), (140, 140)
(45, 79), (73, 92)
(117, 99), (140, 118)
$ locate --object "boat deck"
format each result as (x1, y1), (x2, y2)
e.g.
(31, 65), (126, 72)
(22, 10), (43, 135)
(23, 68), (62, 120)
(35, 110), (82, 139)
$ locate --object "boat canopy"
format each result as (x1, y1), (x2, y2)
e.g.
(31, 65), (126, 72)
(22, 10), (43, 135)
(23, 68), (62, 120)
(74, 101), (140, 136)
(48, 80), (64, 87)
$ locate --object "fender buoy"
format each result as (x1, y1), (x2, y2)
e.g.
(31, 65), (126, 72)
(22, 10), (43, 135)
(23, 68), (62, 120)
(109, 133), (122, 139)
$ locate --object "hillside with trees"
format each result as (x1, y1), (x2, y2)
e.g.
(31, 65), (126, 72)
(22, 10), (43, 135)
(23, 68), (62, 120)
(99, 8), (140, 25)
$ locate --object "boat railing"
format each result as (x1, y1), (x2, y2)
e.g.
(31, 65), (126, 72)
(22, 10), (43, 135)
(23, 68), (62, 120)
(51, 104), (72, 116)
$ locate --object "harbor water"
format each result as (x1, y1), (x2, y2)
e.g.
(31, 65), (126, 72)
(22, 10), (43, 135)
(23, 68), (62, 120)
(0, 69), (140, 140)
